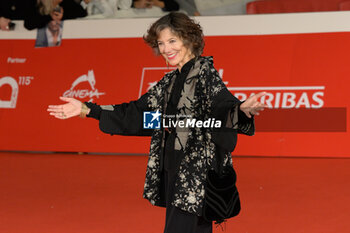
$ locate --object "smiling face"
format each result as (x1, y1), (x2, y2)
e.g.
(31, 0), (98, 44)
(157, 27), (194, 71)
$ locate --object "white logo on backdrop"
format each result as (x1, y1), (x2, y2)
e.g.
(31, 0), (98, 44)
(63, 70), (105, 102)
(138, 67), (325, 109)
(230, 86), (325, 109)
(7, 57), (26, 64)
(0, 76), (19, 108)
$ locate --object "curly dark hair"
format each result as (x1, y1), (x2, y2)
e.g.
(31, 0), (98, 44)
(143, 12), (204, 57)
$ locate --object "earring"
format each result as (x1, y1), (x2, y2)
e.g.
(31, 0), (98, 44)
(166, 60), (169, 68)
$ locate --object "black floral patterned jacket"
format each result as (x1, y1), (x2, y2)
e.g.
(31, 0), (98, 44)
(86, 56), (254, 216)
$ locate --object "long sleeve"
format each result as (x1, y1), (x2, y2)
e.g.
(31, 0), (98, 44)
(0, 0), (38, 20)
(60, 0), (87, 20)
(162, 0), (179, 11)
(212, 87), (255, 136)
(24, 13), (51, 30)
(24, 0), (86, 30)
(236, 102), (255, 136)
(0, 1), (9, 18)
(23, 0), (52, 30)
(210, 87), (254, 173)
(85, 92), (153, 136)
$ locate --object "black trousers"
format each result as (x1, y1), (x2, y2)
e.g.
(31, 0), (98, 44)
(162, 148), (212, 233)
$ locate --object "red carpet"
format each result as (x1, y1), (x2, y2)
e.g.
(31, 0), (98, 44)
(0, 152), (349, 233)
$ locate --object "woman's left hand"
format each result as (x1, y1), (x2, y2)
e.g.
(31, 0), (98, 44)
(239, 92), (268, 118)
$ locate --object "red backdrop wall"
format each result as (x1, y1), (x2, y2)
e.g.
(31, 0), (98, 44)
(0, 22), (349, 157)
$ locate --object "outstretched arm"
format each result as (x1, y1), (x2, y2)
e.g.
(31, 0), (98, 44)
(47, 93), (152, 136)
(211, 86), (267, 136)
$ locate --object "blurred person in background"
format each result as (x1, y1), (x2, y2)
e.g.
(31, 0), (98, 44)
(177, 0), (200, 16)
(35, 19), (63, 47)
(0, 0), (28, 31)
(24, 0), (89, 30)
(132, 0), (179, 11)
(84, 0), (132, 17)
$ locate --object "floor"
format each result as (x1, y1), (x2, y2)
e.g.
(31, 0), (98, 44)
(0, 152), (349, 233)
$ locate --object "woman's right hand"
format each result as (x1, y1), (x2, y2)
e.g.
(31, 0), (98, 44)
(47, 97), (83, 120)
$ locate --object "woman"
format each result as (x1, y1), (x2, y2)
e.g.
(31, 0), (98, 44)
(47, 12), (266, 233)
(24, 0), (88, 30)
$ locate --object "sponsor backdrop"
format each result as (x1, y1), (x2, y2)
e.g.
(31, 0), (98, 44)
(0, 14), (349, 157)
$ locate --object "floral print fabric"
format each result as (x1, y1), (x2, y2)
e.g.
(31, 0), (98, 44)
(143, 56), (253, 216)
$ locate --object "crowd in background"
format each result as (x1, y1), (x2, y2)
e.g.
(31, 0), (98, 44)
(0, 0), (208, 31)
(2, 0), (349, 32)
